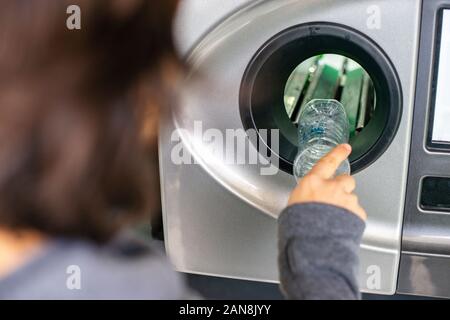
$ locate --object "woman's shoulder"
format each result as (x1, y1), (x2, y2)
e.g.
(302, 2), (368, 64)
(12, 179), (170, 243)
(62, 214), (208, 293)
(0, 230), (193, 300)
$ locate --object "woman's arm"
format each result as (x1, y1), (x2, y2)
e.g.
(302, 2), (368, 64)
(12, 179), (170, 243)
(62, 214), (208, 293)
(278, 144), (367, 300)
(278, 203), (365, 299)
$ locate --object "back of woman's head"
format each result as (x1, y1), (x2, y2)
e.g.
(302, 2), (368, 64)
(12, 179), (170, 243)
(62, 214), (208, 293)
(0, 0), (180, 242)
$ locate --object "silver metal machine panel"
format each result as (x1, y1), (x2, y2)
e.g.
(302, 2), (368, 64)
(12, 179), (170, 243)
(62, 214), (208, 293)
(174, 0), (254, 56)
(397, 1), (450, 298)
(161, 0), (421, 295)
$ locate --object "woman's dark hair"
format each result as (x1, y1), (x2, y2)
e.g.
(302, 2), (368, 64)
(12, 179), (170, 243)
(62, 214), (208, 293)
(0, 0), (180, 242)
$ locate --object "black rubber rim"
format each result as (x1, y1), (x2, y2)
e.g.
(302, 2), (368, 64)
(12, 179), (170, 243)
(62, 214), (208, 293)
(239, 22), (403, 175)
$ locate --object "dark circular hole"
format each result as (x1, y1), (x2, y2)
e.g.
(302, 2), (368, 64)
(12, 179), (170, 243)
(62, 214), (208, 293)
(239, 22), (402, 175)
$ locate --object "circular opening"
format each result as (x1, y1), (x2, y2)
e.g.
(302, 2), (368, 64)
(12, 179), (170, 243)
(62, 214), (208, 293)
(239, 22), (402, 175)
(283, 54), (376, 150)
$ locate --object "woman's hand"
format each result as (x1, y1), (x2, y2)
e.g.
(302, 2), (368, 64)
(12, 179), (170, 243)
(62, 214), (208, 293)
(288, 144), (367, 221)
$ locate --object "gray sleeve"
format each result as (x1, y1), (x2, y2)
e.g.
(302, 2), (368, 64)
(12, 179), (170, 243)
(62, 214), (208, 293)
(278, 203), (366, 300)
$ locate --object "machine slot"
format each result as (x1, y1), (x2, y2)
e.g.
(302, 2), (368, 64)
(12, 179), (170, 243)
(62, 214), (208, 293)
(285, 54), (376, 136)
(341, 67), (364, 137)
(357, 73), (373, 132)
(284, 57), (317, 119)
(293, 56), (344, 123)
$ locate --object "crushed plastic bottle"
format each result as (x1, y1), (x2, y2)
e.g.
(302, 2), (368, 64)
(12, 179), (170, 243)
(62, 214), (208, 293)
(293, 99), (350, 180)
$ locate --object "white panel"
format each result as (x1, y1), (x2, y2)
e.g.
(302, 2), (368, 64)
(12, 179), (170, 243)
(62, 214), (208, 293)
(432, 10), (450, 142)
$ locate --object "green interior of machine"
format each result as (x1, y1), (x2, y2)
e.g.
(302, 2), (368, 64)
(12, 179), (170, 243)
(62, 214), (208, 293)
(284, 54), (376, 139)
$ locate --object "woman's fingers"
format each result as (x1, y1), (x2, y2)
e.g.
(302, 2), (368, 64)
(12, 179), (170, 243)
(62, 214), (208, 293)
(288, 144), (367, 221)
(309, 144), (352, 179)
(335, 175), (356, 193)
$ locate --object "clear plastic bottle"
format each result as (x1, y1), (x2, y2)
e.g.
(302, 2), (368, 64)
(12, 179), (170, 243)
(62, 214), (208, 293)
(293, 99), (350, 180)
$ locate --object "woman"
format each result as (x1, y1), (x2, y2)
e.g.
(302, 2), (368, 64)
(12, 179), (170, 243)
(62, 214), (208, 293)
(0, 0), (366, 299)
